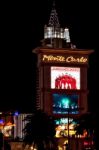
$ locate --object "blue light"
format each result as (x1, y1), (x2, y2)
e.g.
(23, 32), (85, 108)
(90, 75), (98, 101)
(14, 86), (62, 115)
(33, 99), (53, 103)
(14, 111), (19, 116)
(0, 119), (4, 124)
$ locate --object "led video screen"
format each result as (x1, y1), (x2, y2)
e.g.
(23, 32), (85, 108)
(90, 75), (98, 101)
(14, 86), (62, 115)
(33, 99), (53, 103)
(55, 118), (73, 125)
(55, 118), (77, 137)
(51, 67), (80, 89)
(53, 93), (79, 114)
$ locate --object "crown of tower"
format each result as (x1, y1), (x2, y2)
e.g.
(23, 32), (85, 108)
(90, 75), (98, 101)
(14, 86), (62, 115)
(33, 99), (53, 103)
(43, 1), (71, 48)
(48, 1), (60, 28)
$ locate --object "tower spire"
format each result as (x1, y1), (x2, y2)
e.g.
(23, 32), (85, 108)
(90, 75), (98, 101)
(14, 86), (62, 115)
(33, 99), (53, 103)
(43, 1), (71, 48)
(48, 1), (60, 28)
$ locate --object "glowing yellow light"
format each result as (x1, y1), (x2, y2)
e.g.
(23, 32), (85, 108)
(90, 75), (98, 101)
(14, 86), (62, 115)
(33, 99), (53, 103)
(30, 146), (37, 150)
(42, 55), (87, 63)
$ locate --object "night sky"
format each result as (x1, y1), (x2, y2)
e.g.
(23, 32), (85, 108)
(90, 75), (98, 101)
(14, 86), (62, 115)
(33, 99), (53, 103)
(0, 1), (98, 113)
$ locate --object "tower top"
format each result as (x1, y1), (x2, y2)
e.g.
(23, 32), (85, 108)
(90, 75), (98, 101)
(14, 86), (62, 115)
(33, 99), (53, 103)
(43, 1), (71, 48)
(48, 1), (60, 28)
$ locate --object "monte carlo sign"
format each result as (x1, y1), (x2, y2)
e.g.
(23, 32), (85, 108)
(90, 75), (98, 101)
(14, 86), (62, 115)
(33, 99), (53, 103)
(42, 54), (88, 64)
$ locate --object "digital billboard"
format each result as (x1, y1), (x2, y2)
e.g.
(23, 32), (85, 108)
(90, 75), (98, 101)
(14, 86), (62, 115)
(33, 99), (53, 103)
(53, 93), (79, 114)
(51, 67), (80, 89)
(55, 118), (77, 137)
(55, 118), (73, 125)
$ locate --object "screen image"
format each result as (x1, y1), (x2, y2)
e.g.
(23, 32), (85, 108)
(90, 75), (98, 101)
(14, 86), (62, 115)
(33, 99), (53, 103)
(53, 94), (79, 114)
(51, 67), (80, 89)
(55, 118), (77, 137)
(55, 118), (73, 125)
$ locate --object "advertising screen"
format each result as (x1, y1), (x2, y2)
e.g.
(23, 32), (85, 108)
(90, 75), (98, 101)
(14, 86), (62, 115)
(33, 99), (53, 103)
(53, 93), (79, 114)
(55, 118), (77, 137)
(55, 118), (73, 125)
(51, 67), (80, 89)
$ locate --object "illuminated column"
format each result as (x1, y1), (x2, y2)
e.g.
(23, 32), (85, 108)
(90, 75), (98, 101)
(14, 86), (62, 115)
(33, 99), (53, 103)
(13, 111), (19, 139)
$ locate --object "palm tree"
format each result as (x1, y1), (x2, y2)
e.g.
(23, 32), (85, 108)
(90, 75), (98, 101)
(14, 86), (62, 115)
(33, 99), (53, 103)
(74, 112), (96, 149)
(23, 109), (58, 150)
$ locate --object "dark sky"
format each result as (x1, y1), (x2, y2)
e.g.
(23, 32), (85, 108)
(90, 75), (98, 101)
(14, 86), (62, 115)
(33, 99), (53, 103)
(0, 1), (98, 113)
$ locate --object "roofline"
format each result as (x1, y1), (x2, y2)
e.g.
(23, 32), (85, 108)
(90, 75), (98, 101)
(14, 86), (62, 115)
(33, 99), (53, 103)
(32, 47), (94, 55)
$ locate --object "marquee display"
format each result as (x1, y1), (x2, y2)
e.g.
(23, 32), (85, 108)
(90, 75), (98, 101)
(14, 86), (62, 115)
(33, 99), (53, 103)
(42, 54), (88, 63)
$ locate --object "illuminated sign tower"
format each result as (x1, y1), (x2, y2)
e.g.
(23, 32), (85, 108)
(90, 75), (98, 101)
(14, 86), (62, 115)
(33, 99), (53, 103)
(32, 2), (93, 121)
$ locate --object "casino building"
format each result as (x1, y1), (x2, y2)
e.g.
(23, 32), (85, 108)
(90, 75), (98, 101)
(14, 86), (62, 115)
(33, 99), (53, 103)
(32, 2), (94, 150)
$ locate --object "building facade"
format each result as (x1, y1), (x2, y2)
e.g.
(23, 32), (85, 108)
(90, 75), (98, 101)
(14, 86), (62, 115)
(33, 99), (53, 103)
(32, 2), (94, 150)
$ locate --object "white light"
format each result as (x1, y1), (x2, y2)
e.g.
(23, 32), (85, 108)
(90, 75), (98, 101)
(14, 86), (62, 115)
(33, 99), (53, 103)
(30, 146), (37, 150)
(30, 146), (33, 150)
(64, 28), (70, 42)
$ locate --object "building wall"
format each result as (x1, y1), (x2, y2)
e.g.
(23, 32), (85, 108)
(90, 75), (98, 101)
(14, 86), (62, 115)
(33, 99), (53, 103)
(13, 114), (31, 139)
(39, 64), (88, 115)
